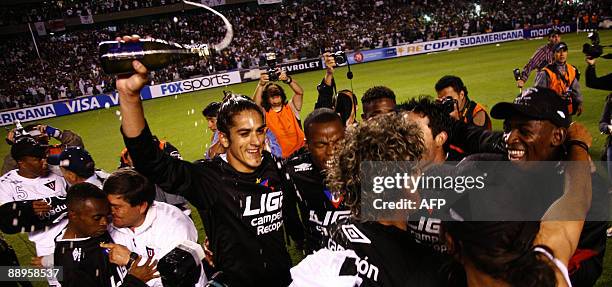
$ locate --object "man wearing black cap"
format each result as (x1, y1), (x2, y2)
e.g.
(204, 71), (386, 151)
(480, 87), (608, 286)
(535, 42), (583, 116)
(0, 137), (68, 286)
(52, 146), (104, 188)
(516, 28), (562, 89)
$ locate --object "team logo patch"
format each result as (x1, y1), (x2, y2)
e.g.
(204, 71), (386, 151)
(44, 180), (56, 191)
(146, 247), (155, 257)
(72, 247), (82, 262)
(341, 224), (371, 244)
(294, 163), (312, 172)
(323, 188), (343, 209)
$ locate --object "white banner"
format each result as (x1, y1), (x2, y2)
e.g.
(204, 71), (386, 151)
(149, 71), (241, 98)
(34, 22), (46, 36)
(396, 29), (523, 57)
(0, 104), (57, 126)
(80, 14), (94, 24)
(201, 0), (225, 6)
(258, 0), (282, 4)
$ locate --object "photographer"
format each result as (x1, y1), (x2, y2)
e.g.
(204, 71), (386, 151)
(585, 57), (612, 91)
(535, 42), (583, 116)
(253, 65), (306, 159)
(315, 52), (358, 127)
(435, 75), (491, 130)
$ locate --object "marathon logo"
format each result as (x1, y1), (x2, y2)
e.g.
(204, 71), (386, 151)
(526, 24), (574, 38)
(153, 71), (241, 97)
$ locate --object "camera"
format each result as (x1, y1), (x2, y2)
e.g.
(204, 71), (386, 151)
(582, 31), (604, 58)
(438, 96), (457, 114)
(331, 51), (347, 65)
(265, 52), (279, 81)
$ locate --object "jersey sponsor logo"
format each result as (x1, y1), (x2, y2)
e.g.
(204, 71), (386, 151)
(293, 163), (312, 172)
(348, 255), (380, 282)
(146, 247), (155, 257)
(408, 216), (446, 253)
(72, 247), (82, 262)
(110, 266), (128, 287)
(341, 224), (371, 244)
(44, 180), (56, 191)
(243, 191), (284, 235)
(309, 210), (351, 236)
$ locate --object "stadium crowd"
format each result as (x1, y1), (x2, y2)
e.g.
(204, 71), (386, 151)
(0, 0), (608, 110)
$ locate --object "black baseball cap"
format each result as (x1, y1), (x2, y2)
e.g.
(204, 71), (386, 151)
(490, 87), (571, 128)
(554, 42), (568, 52)
(549, 27), (562, 36)
(50, 146), (95, 178)
(11, 137), (47, 160)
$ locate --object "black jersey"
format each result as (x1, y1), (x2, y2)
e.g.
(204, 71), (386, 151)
(286, 152), (351, 253)
(324, 219), (446, 287)
(123, 124), (303, 287)
(54, 230), (139, 287)
(0, 196), (66, 234)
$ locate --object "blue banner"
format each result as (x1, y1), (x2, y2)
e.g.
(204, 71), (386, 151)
(347, 47), (398, 65)
(522, 23), (577, 39)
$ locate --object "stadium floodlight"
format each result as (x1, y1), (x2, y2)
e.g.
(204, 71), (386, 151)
(173, 16), (179, 23)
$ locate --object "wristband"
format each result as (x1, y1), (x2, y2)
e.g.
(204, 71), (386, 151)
(283, 76), (292, 84)
(566, 140), (589, 152)
(126, 252), (139, 269)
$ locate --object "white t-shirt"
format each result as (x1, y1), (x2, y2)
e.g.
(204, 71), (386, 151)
(109, 201), (206, 286)
(0, 170), (68, 256)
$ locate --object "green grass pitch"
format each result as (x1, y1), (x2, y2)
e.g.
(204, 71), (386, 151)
(1, 30), (611, 286)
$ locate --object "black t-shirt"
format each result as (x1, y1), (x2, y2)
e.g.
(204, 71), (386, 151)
(325, 219), (446, 287)
(54, 231), (138, 287)
(286, 152), (351, 253)
(123, 124), (303, 287)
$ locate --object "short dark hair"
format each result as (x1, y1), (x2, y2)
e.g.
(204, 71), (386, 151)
(217, 95), (265, 136)
(361, 86), (396, 106)
(304, 108), (343, 140)
(397, 96), (453, 140)
(435, 75), (468, 98)
(67, 182), (107, 212)
(261, 83), (288, 112)
(103, 169), (155, 208)
(202, 102), (221, 118)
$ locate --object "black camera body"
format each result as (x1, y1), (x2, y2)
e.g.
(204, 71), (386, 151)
(583, 31), (604, 58)
(265, 52), (279, 81)
(332, 51), (347, 65)
(438, 96), (457, 115)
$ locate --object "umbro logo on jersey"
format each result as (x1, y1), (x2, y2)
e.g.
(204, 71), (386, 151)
(44, 180), (56, 191)
(342, 224), (371, 244)
(294, 163), (312, 172)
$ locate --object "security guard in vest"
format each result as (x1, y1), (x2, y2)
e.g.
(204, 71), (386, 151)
(535, 42), (583, 116)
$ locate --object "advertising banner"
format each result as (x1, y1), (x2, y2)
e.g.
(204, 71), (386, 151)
(0, 104), (57, 126)
(149, 71), (241, 98)
(522, 23), (576, 39)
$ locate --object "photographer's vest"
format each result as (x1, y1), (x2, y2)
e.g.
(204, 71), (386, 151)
(266, 104), (305, 158)
(461, 101), (492, 130)
(542, 63), (577, 114)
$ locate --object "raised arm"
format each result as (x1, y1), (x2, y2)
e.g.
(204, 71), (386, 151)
(279, 70), (304, 114)
(253, 72), (270, 107)
(537, 122), (592, 265)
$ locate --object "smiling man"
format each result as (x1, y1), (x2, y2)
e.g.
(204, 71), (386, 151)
(115, 35), (303, 287)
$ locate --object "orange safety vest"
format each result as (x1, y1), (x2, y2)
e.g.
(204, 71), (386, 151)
(462, 101), (492, 131)
(265, 104), (305, 158)
(543, 63), (577, 114)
